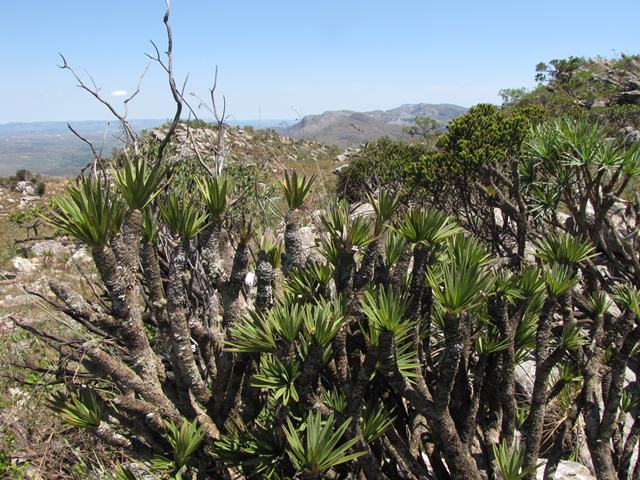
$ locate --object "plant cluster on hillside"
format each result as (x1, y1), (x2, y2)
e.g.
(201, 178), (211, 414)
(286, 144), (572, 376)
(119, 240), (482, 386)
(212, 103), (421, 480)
(8, 4), (640, 480)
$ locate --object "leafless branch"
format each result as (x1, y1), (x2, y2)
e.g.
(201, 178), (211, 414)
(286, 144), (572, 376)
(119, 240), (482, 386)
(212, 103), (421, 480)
(150, 0), (185, 163)
(58, 53), (139, 152)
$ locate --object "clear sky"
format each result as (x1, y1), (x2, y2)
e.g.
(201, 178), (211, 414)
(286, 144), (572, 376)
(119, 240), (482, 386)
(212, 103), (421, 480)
(1, 0), (638, 123)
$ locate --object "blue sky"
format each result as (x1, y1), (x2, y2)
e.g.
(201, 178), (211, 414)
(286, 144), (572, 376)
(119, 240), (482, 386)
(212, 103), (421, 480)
(1, 0), (638, 123)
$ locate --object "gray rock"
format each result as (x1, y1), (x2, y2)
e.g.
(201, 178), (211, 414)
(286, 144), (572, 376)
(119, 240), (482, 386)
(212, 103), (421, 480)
(351, 202), (375, 218)
(30, 240), (67, 257)
(515, 360), (536, 398)
(333, 164), (349, 175)
(536, 460), (595, 479)
(11, 257), (35, 273)
(14, 181), (35, 195)
(71, 248), (92, 264)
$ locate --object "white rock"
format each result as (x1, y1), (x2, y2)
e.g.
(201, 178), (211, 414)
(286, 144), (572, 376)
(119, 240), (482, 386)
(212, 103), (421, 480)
(536, 460), (595, 479)
(30, 240), (67, 257)
(244, 271), (255, 289)
(515, 360), (536, 398)
(14, 181), (35, 195)
(351, 202), (375, 219)
(333, 164), (349, 175)
(11, 257), (35, 273)
(71, 248), (92, 264)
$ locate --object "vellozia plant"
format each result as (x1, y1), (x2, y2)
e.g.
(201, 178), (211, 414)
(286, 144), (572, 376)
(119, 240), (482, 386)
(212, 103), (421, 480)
(112, 156), (167, 210)
(534, 232), (596, 266)
(196, 174), (233, 218)
(360, 403), (396, 443)
(302, 299), (346, 347)
(159, 192), (209, 239)
(396, 207), (461, 247)
(321, 200), (374, 252)
(492, 440), (540, 480)
(252, 354), (300, 405)
(282, 170), (315, 210)
(284, 262), (333, 303)
(427, 235), (493, 315)
(213, 419), (286, 478)
(258, 228), (284, 269)
(367, 189), (401, 236)
(283, 411), (365, 476)
(48, 176), (125, 247)
(613, 284), (640, 319)
(361, 286), (420, 377)
(543, 264), (579, 298)
(227, 308), (278, 354)
(152, 418), (205, 477)
(48, 386), (102, 429)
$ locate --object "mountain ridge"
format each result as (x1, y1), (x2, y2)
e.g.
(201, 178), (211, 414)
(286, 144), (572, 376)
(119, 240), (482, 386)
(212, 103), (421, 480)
(280, 103), (468, 147)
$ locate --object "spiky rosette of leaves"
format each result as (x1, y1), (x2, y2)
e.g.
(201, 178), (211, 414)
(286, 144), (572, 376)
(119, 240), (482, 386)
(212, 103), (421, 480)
(284, 262), (333, 303)
(427, 235), (493, 315)
(321, 200), (374, 251)
(543, 264), (579, 298)
(252, 354), (300, 405)
(258, 228), (284, 269)
(361, 286), (410, 335)
(159, 192), (209, 240)
(534, 232), (596, 266)
(396, 207), (461, 247)
(152, 418), (205, 473)
(367, 190), (401, 235)
(361, 287), (420, 377)
(301, 299), (347, 347)
(48, 386), (102, 429)
(282, 170), (315, 210)
(492, 440), (539, 480)
(214, 421), (286, 478)
(360, 403), (396, 443)
(112, 156), (167, 210)
(227, 308), (278, 353)
(612, 284), (640, 318)
(385, 230), (408, 268)
(196, 174), (233, 218)
(48, 176), (125, 247)
(283, 411), (365, 475)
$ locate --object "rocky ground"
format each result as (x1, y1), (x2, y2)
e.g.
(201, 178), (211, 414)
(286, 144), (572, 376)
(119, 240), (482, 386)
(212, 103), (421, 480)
(0, 176), (121, 479)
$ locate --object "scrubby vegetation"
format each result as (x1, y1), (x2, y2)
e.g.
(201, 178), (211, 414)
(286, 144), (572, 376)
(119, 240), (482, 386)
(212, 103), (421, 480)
(3, 5), (640, 480)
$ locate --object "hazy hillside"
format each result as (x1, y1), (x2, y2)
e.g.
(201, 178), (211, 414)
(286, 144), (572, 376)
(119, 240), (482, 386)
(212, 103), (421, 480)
(280, 103), (467, 147)
(0, 119), (288, 176)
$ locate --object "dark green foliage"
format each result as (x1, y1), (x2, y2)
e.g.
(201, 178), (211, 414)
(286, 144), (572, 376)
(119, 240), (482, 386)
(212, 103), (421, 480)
(283, 412), (365, 475)
(112, 156), (167, 210)
(513, 54), (640, 132)
(335, 136), (436, 202)
(282, 170), (315, 210)
(48, 387), (102, 429)
(48, 176), (125, 247)
(35, 180), (46, 196)
(15, 169), (32, 182)
(159, 192), (208, 240)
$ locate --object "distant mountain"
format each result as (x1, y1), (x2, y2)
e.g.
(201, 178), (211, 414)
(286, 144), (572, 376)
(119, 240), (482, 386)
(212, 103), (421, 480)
(280, 103), (468, 147)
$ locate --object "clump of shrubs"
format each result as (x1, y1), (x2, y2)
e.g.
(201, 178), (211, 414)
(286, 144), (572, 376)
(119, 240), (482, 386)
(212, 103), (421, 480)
(35, 180), (46, 196)
(15, 168), (32, 182)
(3, 168), (47, 197)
